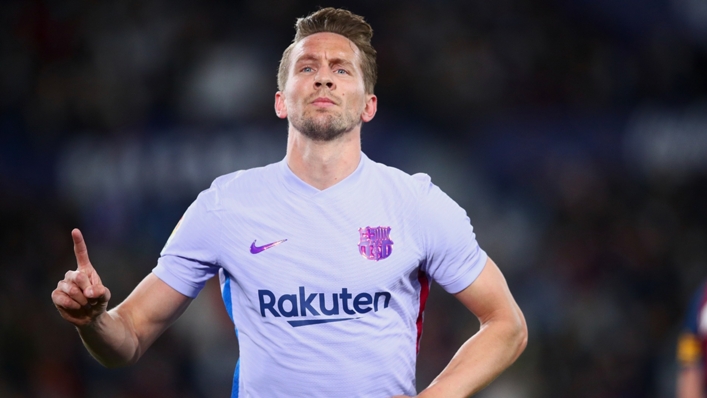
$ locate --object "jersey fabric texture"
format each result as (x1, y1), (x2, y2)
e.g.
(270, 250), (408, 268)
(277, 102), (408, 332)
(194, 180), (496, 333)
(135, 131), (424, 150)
(678, 280), (707, 386)
(153, 152), (488, 398)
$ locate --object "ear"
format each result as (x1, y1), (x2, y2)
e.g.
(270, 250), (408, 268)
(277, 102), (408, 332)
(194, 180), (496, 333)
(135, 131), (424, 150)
(361, 94), (377, 123)
(274, 91), (288, 119)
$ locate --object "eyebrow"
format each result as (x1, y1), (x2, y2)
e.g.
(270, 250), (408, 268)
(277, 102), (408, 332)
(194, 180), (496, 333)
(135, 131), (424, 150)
(294, 55), (356, 69)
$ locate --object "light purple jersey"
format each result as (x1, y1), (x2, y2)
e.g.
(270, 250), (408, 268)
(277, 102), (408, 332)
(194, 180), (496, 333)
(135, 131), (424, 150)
(153, 152), (488, 398)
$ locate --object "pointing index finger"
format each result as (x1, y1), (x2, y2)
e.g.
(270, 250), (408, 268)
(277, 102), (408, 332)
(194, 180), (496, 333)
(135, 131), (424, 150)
(72, 228), (92, 271)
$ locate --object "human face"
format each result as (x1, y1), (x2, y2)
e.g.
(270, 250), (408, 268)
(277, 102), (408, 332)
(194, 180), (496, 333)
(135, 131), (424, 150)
(275, 32), (376, 141)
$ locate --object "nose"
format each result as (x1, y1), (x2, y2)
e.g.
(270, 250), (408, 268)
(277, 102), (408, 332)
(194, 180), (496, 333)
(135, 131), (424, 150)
(314, 69), (335, 90)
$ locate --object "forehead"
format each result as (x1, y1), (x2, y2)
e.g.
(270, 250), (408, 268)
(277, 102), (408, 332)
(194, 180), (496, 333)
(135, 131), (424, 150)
(290, 32), (362, 66)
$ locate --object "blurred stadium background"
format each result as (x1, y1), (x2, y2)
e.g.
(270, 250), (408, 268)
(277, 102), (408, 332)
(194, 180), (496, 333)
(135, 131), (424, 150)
(1, 0), (707, 396)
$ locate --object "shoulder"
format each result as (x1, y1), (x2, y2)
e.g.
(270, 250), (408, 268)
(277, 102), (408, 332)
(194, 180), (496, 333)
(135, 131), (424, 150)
(366, 159), (470, 229)
(364, 157), (434, 199)
(210, 162), (278, 191)
(197, 161), (282, 211)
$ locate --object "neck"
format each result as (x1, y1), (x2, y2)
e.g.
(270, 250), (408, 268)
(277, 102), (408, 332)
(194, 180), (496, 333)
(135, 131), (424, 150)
(285, 127), (362, 190)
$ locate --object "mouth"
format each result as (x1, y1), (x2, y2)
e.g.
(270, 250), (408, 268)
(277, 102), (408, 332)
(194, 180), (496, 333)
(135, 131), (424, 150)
(311, 97), (337, 106)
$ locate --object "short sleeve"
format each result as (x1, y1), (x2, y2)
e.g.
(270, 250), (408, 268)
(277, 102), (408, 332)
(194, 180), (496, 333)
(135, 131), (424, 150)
(152, 186), (221, 298)
(414, 173), (488, 294)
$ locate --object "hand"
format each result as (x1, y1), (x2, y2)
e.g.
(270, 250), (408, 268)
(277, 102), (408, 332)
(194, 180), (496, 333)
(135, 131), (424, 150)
(51, 229), (111, 327)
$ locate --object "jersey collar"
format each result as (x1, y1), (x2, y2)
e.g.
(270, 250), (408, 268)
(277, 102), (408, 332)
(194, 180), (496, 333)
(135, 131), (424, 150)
(278, 152), (368, 199)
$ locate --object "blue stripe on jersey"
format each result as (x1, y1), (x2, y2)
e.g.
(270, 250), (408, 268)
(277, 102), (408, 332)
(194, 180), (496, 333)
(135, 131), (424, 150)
(222, 270), (234, 322)
(222, 270), (240, 398)
(232, 359), (240, 398)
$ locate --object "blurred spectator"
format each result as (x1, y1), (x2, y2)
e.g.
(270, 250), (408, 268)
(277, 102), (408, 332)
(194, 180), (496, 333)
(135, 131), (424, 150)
(676, 279), (706, 398)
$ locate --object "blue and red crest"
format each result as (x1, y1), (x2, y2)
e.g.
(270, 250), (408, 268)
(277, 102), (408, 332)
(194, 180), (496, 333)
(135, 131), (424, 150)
(358, 226), (394, 261)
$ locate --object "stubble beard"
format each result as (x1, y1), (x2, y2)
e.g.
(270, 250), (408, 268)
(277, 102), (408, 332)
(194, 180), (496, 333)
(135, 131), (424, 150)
(290, 109), (361, 142)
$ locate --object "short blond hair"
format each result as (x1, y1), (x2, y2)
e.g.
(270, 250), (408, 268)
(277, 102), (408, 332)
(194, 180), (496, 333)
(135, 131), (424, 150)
(277, 8), (377, 94)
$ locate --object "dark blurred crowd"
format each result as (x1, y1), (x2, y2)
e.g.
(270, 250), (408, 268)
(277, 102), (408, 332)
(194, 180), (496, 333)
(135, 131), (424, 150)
(1, 0), (706, 397)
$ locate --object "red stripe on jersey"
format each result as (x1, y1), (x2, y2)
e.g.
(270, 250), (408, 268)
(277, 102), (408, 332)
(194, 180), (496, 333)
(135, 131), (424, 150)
(416, 271), (430, 354)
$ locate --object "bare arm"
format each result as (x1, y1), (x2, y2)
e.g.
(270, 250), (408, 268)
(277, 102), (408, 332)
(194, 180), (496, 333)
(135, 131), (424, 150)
(51, 229), (192, 367)
(77, 273), (191, 367)
(417, 257), (528, 397)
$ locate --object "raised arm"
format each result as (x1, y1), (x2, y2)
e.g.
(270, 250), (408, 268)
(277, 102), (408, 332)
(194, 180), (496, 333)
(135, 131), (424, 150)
(51, 229), (192, 367)
(417, 257), (527, 397)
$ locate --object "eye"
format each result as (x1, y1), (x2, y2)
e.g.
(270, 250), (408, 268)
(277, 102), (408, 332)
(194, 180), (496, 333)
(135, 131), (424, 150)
(335, 69), (348, 75)
(301, 66), (314, 73)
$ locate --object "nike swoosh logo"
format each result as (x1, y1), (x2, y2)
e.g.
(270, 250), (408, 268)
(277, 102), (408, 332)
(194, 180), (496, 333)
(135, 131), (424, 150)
(250, 239), (287, 254)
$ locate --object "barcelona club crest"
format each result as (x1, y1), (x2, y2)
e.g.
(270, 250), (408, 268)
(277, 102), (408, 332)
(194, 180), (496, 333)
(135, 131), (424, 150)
(358, 226), (394, 261)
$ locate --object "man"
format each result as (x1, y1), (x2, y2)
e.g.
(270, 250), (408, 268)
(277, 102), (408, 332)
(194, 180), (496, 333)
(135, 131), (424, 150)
(677, 279), (707, 398)
(52, 8), (527, 397)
